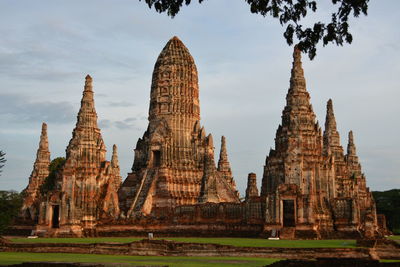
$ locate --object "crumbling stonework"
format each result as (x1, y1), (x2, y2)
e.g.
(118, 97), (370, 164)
(19, 37), (382, 239)
(118, 37), (239, 217)
(245, 173), (259, 201)
(261, 46), (379, 238)
(34, 75), (122, 237)
(21, 123), (51, 222)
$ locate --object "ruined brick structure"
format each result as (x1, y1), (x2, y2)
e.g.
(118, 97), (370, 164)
(34, 75), (122, 237)
(261, 47), (379, 238)
(20, 123), (51, 222)
(118, 37), (240, 217)
(20, 38), (381, 238)
(245, 173), (259, 201)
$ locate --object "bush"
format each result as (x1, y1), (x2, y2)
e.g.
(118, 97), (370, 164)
(0, 191), (23, 234)
(40, 157), (66, 195)
(373, 189), (400, 234)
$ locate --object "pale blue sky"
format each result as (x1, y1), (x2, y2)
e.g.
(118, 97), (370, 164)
(0, 0), (399, 194)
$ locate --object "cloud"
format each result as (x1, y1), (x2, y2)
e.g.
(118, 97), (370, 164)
(98, 119), (111, 129)
(98, 117), (139, 130)
(107, 101), (135, 107)
(123, 117), (137, 122)
(114, 117), (138, 130)
(0, 94), (75, 124)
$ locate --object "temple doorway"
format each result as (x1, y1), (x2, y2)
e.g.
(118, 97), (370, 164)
(52, 205), (60, 228)
(152, 150), (161, 167)
(283, 200), (295, 227)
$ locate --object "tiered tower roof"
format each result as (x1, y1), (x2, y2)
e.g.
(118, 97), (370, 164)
(149, 36), (200, 121)
(66, 75), (106, 165)
(323, 99), (345, 160)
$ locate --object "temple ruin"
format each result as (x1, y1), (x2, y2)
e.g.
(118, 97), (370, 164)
(20, 123), (51, 222)
(261, 47), (379, 238)
(118, 37), (240, 217)
(19, 37), (382, 238)
(30, 76), (122, 237)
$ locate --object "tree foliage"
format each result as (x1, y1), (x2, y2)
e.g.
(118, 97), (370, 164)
(140, 0), (369, 59)
(0, 150), (6, 176)
(40, 157), (66, 195)
(373, 189), (400, 234)
(0, 191), (23, 235)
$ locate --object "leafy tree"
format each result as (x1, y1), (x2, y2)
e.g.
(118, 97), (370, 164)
(0, 150), (6, 176)
(140, 0), (369, 59)
(0, 191), (23, 235)
(373, 189), (400, 234)
(40, 157), (66, 195)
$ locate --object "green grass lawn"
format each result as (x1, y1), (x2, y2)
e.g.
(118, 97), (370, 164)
(0, 252), (280, 267)
(9, 237), (357, 248)
(10, 237), (143, 244)
(387, 235), (400, 244)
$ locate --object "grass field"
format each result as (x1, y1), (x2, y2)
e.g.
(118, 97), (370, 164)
(0, 252), (280, 267)
(9, 237), (357, 248)
(387, 235), (400, 244)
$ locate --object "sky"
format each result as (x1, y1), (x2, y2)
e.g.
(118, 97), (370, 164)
(0, 0), (399, 195)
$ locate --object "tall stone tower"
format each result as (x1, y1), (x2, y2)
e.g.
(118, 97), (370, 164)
(119, 37), (239, 217)
(36, 75), (122, 237)
(261, 46), (379, 238)
(21, 123), (51, 222)
(261, 46), (333, 237)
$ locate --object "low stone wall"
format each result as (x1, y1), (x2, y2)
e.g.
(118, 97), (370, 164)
(3, 239), (399, 260)
(95, 223), (263, 238)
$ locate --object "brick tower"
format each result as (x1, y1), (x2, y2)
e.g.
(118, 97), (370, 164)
(119, 37), (239, 217)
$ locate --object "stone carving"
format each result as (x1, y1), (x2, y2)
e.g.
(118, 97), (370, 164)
(20, 123), (51, 222)
(261, 46), (379, 238)
(118, 37), (240, 217)
(34, 75), (122, 237)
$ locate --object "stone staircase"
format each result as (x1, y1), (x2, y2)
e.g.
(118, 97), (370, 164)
(127, 169), (157, 216)
(279, 227), (296, 239)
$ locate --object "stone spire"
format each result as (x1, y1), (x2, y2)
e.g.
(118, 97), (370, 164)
(111, 144), (122, 188)
(217, 136), (229, 170)
(76, 75), (98, 129)
(281, 45), (316, 131)
(217, 136), (235, 188)
(347, 131), (357, 157)
(28, 122), (51, 188)
(323, 99), (344, 158)
(38, 123), (50, 163)
(245, 173), (259, 201)
(21, 122), (51, 220)
(66, 75), (106, 164)
(111, 144), (119, 168)
(346, 131), (361, 175)
(290, 45), (307, 93)
(345, 130), (363, 182)
(261, 45), (323, 208)
(199, 137), (240, 204)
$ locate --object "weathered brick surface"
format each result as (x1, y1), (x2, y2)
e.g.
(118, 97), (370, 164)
(118, 37), (239, 217)
(261, 46), (381, 238)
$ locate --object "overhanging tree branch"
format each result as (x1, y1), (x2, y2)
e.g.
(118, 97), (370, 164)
(0, 151), (6, 176)
(139, 0), (369, 59)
